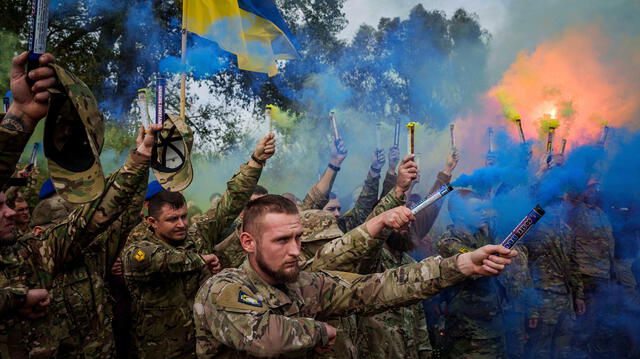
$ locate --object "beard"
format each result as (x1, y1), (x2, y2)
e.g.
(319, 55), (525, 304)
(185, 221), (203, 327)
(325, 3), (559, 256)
(387, 230), (415, 253)
(256, 250), (300, 284)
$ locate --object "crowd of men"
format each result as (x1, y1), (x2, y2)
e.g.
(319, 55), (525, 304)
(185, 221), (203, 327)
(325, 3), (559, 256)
(1, 51), (638, 359)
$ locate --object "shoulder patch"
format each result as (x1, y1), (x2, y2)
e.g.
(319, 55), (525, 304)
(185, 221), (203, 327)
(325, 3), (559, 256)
(238, 290), (262, 307)
(321, 270), (362, 284)
(215, 283), (268, 313)
(134, 249), (145, 262)
(458, 247), (471, 253)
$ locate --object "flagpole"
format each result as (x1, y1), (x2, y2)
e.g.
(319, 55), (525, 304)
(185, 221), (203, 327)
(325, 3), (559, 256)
(180, 1), (188, 121)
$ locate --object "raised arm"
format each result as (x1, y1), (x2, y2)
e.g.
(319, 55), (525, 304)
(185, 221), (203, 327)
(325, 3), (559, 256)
(1, 53), (56, 188)
(301, 138), (347, 210)
(195, 134), (274, 245)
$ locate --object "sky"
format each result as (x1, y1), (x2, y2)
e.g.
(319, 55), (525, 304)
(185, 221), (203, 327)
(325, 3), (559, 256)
(339, 0), (509, 40)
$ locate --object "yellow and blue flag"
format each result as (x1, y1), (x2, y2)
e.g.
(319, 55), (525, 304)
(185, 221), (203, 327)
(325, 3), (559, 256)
(184, 0), (299, 76)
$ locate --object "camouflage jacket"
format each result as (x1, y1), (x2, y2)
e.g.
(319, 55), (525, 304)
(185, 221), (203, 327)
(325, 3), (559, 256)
(301, 185), (330, 211)
(359, 248), (431, 359)
(122, 161), (261, 359)
(0, 117), (32, 190)
(337, 171), (380, 233)
(193, 254), (465, 359)
(568, 202), (615, 280)
(436, 226), (503, 339)
(0, 285), (28, 315)
(524, 206), (585, 300)
(380, 170), (397, 199)
(46, 154), (148, 358)
(496, 244), (538, 317)
(0, 149), (151, 358)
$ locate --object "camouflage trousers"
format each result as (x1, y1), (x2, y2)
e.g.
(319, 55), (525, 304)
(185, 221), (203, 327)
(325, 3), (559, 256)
(502, 310), (526, 359)
(572, 276), (615, 359)
(443, 336), (503, 359)
(526, 291), (574, 359)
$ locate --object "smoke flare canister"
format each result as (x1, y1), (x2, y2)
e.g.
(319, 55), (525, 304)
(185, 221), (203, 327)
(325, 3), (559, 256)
(329, 111), (339, 139)
(137, 89), (151, 126)
(2, 96), (9, 113)
(376, 122), (382, 150)
(450, 124), (456, 149)
(407, 122), (416, 154)
(500, 205), (546, 249)
(29, 142), (39, 167)
(560, 139), (567, 154)
(27, 0), (49, 75)
(410, 185), (454, 215)
(546, 127), (555, 153)
(598, 125), (609, 146)
(394, 119), (401, 148)
(488, 127), (495, 153)
(515, 119), (526, 143)
(155, 77), (166, 125)
(265, 106), (272, 133)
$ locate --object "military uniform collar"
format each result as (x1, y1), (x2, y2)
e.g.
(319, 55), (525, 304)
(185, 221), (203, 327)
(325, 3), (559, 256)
(240, 259), (303, 309)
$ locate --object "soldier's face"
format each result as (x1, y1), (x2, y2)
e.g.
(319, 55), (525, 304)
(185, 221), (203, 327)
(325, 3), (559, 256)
(148, 204), (189, 242)
(13, 200), (30, 226)
(323, 199), (341, 219)
(0, 192), (17, 242)
(245, 213), (303, 284)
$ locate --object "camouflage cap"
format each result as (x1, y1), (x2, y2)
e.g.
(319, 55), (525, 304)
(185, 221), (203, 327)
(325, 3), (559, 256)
(300, 209), (343, 243)
(44, 64), (105, 204)
(151, 114), (193, 192)
(29, 194), (76, 228)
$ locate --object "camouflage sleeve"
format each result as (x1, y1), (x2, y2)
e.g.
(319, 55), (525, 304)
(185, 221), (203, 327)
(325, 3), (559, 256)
(0, 123), (32, 189)
(365, 187), (405, 222)
(338, 171), (380, 232)
(301, 185), (329, 211)
(315, 255), (465, 319)
(194, 163), (261, 246)
(214, 231), (246, 269)
(39, 150), (150, 273)
(122, 240), (206, 280)
(436, 236), (471, 258)
(411, 172), (450, 240)
(0, 285), (27, 315)
(195, 279), (328, 356)
(380, 170), (397, 199)
(302, 224), (382, 273)
(101, 167), (148, 269)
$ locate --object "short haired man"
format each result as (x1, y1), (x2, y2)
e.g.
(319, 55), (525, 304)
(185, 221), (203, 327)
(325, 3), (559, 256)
(194, 195), (516, 358)
(122, 133), (275, 359)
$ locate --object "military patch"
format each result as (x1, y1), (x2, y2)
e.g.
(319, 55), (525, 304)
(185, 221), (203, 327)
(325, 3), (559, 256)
(238, 290), (262, 307)
(458, 247), (471, 253)
(134, 249), (145, 262)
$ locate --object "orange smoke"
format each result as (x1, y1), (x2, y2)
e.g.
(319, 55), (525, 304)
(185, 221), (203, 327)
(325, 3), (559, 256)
(486, 25), (640, 153)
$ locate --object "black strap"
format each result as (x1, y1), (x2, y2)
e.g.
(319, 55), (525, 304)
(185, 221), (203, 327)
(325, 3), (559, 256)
(150, 125), (186, 173)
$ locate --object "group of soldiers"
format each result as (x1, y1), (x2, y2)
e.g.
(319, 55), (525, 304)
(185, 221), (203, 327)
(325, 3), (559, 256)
(0, 51), (638, 359)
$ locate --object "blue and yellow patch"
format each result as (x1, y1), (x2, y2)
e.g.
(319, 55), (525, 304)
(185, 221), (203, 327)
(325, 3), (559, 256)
(238, 290), (262, 307)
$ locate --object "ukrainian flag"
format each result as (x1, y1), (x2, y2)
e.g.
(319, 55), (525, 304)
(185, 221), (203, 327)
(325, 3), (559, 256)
(184, 0), (299, 76)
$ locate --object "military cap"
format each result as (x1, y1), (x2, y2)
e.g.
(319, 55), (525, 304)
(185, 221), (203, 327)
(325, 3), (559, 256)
(38, 178), (55, 200)
(151, 114), (193, 192)
(44, 64), (105, 204)
(145, 180), (163, 200)
(300, 209), (343, 243)
(30, 194), (75, 228)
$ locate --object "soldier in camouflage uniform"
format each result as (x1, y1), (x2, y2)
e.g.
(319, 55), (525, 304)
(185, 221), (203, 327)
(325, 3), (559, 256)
(358, 151), (459, 359)
(565, 184), (615, 359)
(209, 155), (417, 359)
(524, 201), (585, 359)
(122, 134), (275, 359)
(193, 194), (517, 358)
(436, 189), (505, 359)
